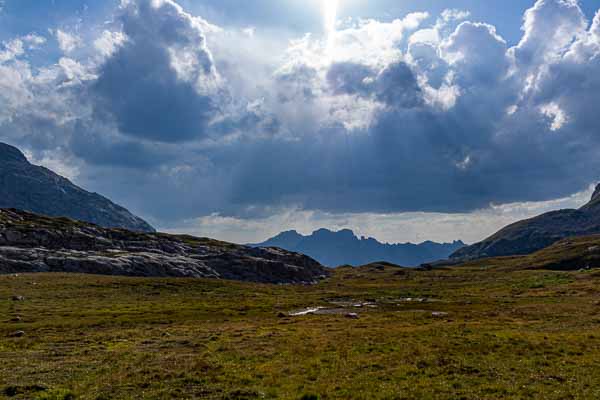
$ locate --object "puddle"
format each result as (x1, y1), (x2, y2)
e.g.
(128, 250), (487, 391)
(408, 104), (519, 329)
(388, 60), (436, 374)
(288, 306), (370, 316)
(330, 301), (377, 308)
(396, 298), (428, 303)
(288, 299), (382, 317)
(314, 308), (352, 315)
(287, 298), (446, 319)
(288, 307), (325, 316)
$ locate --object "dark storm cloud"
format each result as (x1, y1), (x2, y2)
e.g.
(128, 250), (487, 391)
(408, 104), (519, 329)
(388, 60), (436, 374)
(326, 61), (423, 108)
(2, 0), (600, 226)
(205, 1), (600, 218)
(92, 0), (220, 143)
(375, 62), (423, 108)
(69, 123), (174, 169)
(326, 62), (374, 96)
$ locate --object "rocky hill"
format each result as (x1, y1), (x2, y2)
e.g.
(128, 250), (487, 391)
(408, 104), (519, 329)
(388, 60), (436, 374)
(251, 228), (465, 267)
(451, 184), (600, 261)
(0, 143), (154, 232)
(0, 209), (328, 284)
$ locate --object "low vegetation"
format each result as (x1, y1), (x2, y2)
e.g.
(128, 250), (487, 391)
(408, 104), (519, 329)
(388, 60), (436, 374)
(3, 251), (600, 399)
(457, 234), (600, 272)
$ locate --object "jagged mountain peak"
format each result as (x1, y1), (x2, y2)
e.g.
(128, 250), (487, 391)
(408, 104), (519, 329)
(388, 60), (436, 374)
(581, 183), (600, 210)
(593, 184), (600, 200)
(252, 228), (465, 267)
(274, 230), (302, 238)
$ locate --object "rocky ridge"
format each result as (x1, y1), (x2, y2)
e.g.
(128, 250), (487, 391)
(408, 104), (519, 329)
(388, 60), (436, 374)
(451, 184), (600, 261)
(0, 209), (328, 284)
(0, 142), (154, 232)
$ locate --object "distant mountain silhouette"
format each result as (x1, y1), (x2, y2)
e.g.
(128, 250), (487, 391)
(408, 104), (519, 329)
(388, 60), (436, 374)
(250, 228), (465, 267)
(0, 142), (155, 232)
(451, 184), (600, 261)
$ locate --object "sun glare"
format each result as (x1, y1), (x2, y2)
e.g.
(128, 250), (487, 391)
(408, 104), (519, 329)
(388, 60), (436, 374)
(323, 0), (339, 50)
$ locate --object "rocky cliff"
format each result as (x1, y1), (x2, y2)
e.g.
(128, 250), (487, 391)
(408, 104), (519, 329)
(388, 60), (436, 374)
(0, 209), (328, 284)
(451, 184), (600, 261)
(0, 143), (154, 232)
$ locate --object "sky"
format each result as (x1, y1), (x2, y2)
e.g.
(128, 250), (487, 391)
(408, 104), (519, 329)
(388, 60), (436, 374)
(1, 0), (600, 244)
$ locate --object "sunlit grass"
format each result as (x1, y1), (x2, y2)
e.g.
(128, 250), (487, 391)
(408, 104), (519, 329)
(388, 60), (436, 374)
(2, 262), (600, 399)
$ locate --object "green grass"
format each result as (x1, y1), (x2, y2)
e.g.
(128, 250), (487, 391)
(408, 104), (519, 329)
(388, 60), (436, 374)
(2, 262), (600, 399)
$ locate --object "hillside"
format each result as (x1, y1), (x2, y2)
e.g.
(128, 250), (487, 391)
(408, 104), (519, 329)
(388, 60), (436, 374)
(451, 184), (600, 261)
(0, 208), (328, 284)
(455, 234), (600, 272)
(0, 143), (154, 232)
(251, 228), (465, 267)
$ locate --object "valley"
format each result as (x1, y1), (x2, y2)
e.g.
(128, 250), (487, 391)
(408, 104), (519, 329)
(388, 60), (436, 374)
(3, 0), (600, 398)
(2, 255), (600, 399)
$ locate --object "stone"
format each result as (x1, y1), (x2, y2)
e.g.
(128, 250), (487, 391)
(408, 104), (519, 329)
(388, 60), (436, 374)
(11, 295), (25, 301)
(431, 312), (449, 318)
(0, 209), (329, 284)
(345, 313), (360, 319)
(9, 330), (25, 338)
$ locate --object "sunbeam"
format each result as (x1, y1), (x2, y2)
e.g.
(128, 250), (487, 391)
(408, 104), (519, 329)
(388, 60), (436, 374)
(323, 0), (339, 51)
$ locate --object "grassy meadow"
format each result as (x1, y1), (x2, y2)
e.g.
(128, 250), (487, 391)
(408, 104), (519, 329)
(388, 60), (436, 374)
(2, 261), (600, 399)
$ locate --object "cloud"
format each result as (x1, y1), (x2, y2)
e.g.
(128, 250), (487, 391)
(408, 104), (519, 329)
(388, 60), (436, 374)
(440, 9), (471, 23)
(442, 22), (509, 86)
(326, 62), (374, 96)
(93, 30), (127, 58)
(92, 0), (222, 143)
(374, 62), (423, 107)
(512, 0), (588, 67)
(208, 0), (600, 219)
(325, 60), (423, 109)
(539, 102), (568, 131)
(164, 185), (595, 244)
(2, 0), (600, 244)
(0, 34), (46, 63)
(55, 30), (82, 54)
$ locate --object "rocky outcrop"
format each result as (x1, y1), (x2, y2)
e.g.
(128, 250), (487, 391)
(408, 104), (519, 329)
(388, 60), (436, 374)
(0, 209), (329, 284)
(451, 184), (600, 261)
(0, 142), (154, 232)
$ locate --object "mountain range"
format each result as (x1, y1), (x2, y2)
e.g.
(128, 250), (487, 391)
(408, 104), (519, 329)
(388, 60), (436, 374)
(0, 142), (154, 232)
(451, 184), (600, 261)
(6, 140), (600, 274)
(250, 229), (465, 267)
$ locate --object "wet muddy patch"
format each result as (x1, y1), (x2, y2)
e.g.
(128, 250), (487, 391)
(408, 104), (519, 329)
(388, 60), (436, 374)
(287, 307), (355, 316)
(284, 297), (447, 319)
